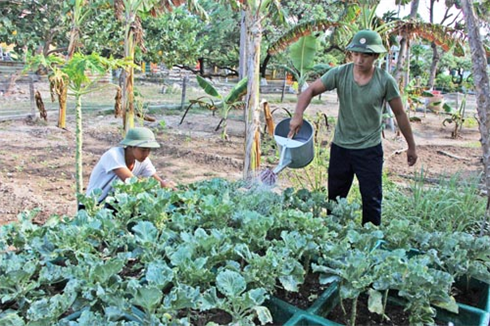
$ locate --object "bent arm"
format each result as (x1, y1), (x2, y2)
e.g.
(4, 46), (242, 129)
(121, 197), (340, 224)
(113, 167), (134, 181)
(113, 167), (176, 189)
(389, 97), (418, 166)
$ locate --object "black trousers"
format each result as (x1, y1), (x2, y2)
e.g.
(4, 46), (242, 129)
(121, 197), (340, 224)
(328, 143), (383, 226)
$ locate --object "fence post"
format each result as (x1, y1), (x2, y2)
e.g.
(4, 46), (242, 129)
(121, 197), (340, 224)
(280, 72), (287, 103)
(180, 73), (189, 110)
(29, 75), (36, 118)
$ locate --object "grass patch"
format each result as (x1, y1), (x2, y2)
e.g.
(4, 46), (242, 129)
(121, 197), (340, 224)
(459, 141), (481, 148)
(383, 170), (485, 234)
(463, 116), (478, 128)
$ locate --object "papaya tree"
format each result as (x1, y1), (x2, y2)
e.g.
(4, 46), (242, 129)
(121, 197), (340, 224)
(27, 53), (134, 205)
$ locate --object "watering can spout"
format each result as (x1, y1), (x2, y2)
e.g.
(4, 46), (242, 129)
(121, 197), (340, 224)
(273, 158), (292, 174)
(273, 146), (292, 174)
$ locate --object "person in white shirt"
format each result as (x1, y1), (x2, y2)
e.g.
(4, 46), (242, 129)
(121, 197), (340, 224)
(81, 127), (176, 210)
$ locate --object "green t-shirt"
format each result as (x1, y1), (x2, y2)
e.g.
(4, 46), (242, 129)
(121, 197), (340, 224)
(320, 63), (400, 149)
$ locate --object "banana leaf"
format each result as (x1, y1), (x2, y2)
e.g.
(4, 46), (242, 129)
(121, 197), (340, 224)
(196, 75), (221, 99)
(224, 77), (248, 105)
(289, 35), (317, 77)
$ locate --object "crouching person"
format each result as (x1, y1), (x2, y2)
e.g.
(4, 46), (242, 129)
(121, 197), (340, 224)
(79, 127), (176, 211)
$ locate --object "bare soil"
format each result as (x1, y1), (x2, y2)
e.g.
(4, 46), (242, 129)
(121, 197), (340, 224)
(0, 95), (483, 225)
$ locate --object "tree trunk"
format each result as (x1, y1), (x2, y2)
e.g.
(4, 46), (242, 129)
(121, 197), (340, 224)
(242, 11), (262, 180)
(460, 0), (490, 236)
(75, 94), (83, 204)
(67, 24), (80, 60)
(395, 35), (408, 87)
(427, 42), (440, 89)
(123, 14), (136, 133)
(427, 0), (441, 90)
(198, 57), (204, 76)
(260, 53), (271, 78)
(239, 11), (247, 80)
(394, 0), (419, 88)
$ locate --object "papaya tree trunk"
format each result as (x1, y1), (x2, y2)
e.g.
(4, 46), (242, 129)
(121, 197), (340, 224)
(394, 34), (409, 87)
(75, 94), (83, 203)
(243, 11), (262, 180)
(460, 0), (490, 236)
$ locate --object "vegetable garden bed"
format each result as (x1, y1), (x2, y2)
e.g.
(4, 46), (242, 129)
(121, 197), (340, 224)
(1, 178), (489, 325)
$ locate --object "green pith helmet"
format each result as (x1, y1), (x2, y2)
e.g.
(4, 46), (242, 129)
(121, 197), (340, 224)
(120, 127), (160, 148)
(346, 29), (387, 54)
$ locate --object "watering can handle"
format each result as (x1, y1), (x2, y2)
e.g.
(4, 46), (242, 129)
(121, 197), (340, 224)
(288, 116), (303, 138)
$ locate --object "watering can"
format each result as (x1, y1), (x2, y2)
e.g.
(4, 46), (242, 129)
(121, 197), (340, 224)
(272, 118), (315, 174)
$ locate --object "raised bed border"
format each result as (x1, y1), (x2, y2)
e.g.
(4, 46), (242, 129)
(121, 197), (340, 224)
(268, 281), (490, 326)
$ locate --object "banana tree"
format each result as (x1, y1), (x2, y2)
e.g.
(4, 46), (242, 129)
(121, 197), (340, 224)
(179, 75), (248, 139)
(276, 35), (332, 95)
(268, 19), (341, 56)
(212, 0), (286, 179)
(267, 3), (464, 74)
(27, 53), (134, 205)
(442, 91), (467, 139)
(114, 0), (207, 134)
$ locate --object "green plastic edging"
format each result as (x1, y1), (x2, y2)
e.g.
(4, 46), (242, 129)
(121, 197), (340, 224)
(454, 277), (490, 313)
(389, 295), (490, 326)
(306, 282), (340, 317)
(298, 283), (489, 326)
(436, 303), (490, 326)
(283, 311), (343, 326)
(379, 242), (490, 313)
(266, 296), (302, 325)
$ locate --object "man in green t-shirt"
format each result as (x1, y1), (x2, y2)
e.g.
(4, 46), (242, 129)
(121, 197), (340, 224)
(289, 29), (417, 226)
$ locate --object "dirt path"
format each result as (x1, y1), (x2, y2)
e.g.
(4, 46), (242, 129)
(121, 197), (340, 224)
(0, 102), (483, 225)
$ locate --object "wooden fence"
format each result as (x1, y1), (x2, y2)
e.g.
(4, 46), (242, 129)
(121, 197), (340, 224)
(0, 61), (36, 120)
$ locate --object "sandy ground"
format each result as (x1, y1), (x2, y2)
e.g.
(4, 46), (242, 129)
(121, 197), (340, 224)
(0, 93), (483, 225)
